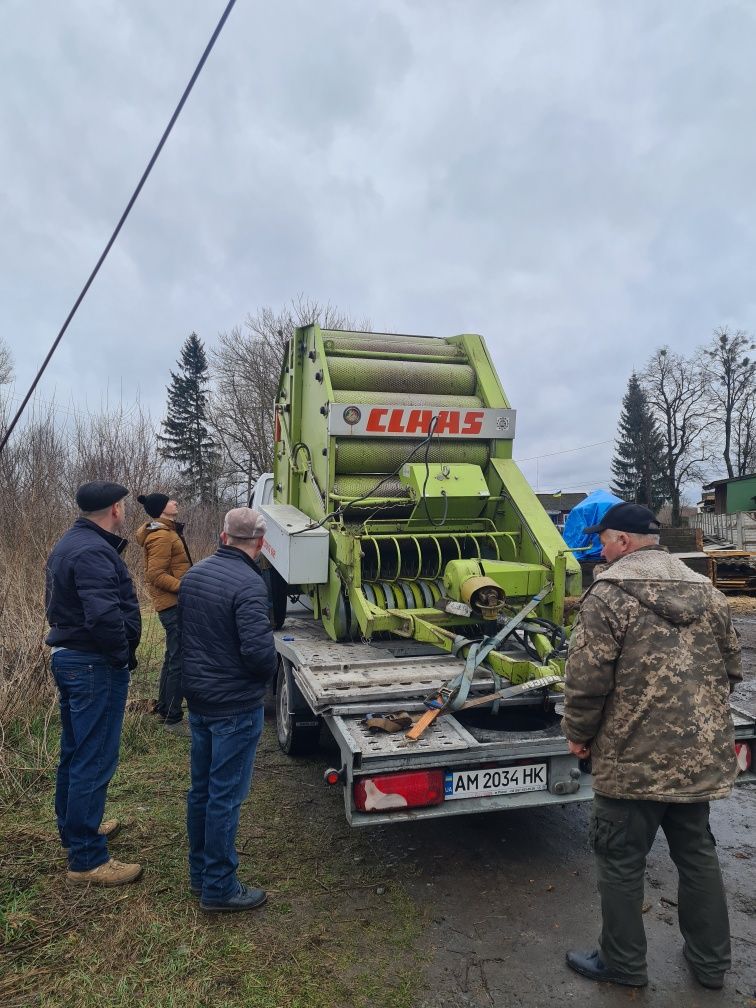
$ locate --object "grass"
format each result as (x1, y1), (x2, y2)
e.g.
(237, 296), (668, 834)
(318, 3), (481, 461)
(0, 711), (424, 1008)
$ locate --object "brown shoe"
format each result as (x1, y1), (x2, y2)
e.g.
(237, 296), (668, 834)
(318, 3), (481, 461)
(98, 818), (121, 839)
(62, 819), (122, 856)
(66, 858), (143, 886)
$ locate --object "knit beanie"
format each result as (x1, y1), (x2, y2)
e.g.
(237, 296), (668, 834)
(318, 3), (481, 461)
(137, 493), (170, 519)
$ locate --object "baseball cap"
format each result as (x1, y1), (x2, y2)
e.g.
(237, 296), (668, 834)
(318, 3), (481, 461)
(223, 506), (266, 540)
(583, 502), (662, 536)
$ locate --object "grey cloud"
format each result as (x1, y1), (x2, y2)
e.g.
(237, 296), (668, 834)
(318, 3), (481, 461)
(2, 0), (756, 493)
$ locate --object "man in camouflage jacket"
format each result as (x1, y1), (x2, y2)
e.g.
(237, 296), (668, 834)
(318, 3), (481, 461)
(563, 502), (741, 992)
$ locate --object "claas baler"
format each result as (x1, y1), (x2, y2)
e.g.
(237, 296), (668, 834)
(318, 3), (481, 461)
(261, 326), (581, 690)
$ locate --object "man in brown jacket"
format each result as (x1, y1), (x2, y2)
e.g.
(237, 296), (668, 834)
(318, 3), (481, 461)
(563, 502), (742, 992)
(136, 493), (192, 736)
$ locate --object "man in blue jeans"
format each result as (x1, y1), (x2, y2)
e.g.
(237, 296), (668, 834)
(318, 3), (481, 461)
(45, 481), (143, 886)
(179, 506), (277, 912)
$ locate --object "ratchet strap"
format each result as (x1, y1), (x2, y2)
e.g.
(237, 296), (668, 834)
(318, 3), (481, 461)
(405, 583), (554, 742)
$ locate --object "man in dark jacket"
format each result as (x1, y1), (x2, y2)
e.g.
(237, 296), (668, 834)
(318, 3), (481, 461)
(179, 506), (277, 912)
(45, 481), (143, 887)
(563, 502), (742, 991)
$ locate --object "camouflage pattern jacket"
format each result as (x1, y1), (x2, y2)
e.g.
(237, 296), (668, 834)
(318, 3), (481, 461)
(563, 546), (742, 802)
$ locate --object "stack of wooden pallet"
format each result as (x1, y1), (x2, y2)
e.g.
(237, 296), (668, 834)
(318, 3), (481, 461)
(706, 551), (756, 593)
(658, 527), (715, 581)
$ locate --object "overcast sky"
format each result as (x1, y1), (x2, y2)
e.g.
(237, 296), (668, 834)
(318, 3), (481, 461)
(3, 0), (755, 494)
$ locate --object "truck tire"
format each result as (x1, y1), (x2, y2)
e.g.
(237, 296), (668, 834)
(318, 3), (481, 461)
(275, 659), (321, 756)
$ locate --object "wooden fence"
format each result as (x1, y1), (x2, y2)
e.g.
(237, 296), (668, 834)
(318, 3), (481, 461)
(690, 512), (756, 552)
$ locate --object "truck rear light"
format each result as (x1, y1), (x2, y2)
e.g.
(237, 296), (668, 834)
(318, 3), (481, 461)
(353, 770), (445, 813)
(735, 742), (752, 774)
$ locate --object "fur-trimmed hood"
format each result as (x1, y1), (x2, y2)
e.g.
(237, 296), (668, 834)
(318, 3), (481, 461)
(592, 546), (712, 627)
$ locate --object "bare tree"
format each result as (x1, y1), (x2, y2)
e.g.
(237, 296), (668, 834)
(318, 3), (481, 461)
(640, 347), (714, 526)
(733, 392), (756, 477)
(0, 337), (13, 386)
(209, 297), (368, 501)
(701, 326), (756, 478)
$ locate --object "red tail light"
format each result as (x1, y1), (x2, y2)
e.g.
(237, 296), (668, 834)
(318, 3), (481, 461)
(735, 742), (752, 774)
(354, 770), (445, 813)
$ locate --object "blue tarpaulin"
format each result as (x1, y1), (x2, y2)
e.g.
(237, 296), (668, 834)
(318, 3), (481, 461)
(563, 489), (624, 559)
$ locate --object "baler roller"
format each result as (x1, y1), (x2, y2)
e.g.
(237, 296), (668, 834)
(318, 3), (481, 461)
(335, 437), (489, 475)
(333, 389), (483, 409)
(331, 476), (410, 501)
(323, 331), (466, 359)
(327, 356), (477, 396)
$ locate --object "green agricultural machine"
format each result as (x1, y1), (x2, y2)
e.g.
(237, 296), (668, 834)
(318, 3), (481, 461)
(264, 326), (581, 689)
(255, 327), (756, 825)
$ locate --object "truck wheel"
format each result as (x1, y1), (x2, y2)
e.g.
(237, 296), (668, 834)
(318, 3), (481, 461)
(276, 659), (321, 756)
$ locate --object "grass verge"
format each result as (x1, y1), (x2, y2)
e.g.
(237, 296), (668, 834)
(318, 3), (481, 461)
(0, 712), (422, 1008)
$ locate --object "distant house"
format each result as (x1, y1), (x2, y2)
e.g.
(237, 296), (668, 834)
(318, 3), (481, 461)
(702, 473), (756, 515)
(696, 490), (715, 514)
(537, 492), (588, 530)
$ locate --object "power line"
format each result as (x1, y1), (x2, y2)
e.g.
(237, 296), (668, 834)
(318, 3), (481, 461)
(0, 0), (239, 457)
(1, 388), (150, 422)
(515, 438), (612, 463)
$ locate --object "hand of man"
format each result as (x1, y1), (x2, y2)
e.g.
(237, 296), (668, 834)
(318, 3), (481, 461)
(568, 739), (591, 759)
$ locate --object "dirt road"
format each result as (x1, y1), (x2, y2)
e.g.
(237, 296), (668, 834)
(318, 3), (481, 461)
(319, 606), (756, 1007)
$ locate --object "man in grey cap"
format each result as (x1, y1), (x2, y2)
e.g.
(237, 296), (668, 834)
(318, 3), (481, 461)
(178, 507), (277, 912)
(45, 481), (143, 886)
(563, 501), (741, 991)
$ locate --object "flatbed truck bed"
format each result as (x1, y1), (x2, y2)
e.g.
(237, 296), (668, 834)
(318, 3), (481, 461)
(275, 614), (590, 826)
(272, 614), (756, 826)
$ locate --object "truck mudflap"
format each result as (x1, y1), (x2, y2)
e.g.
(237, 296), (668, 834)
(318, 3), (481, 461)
(324, 710), (593, 827)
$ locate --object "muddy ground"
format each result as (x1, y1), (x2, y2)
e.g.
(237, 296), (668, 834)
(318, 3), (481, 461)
(310, 599), (756, 1008)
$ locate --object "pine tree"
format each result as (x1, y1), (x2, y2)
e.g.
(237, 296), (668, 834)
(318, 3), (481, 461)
(611, 373), (667, 511)
(158, 333), (219, 503)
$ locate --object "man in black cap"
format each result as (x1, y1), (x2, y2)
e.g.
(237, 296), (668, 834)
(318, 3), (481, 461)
(136, 492), (192, 736)
(45, 481), (143, 886)
(563, 501), (742, 991)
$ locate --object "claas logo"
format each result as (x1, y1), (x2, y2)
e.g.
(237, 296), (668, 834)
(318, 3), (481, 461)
(365, 408), (484, 435)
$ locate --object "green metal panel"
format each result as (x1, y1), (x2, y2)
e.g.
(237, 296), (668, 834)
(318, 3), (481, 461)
(726, 477), (756, 513)
(399, 462), (490, 520)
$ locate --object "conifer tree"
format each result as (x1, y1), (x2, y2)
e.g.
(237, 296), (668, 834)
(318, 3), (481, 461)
(159, 333), (219, 502)
(611, 373), (667, 511)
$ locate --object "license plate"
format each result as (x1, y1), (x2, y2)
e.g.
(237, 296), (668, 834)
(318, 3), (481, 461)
(444, 763), (547, 800)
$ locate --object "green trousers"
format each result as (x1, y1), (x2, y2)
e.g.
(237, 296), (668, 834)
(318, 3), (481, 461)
(591, 794), (730, 986)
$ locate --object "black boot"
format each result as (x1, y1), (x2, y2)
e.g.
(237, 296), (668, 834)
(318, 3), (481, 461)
(566, 949), (647, 987)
